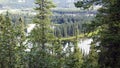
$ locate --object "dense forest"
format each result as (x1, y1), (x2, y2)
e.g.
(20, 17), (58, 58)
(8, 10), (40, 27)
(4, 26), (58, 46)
(0, 0), (120, 68)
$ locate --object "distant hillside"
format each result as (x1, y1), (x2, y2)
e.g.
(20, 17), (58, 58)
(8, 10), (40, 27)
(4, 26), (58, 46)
(0, 0), (35, 9)
(0, 0), (78, 9)
(53, 0), (78, 8)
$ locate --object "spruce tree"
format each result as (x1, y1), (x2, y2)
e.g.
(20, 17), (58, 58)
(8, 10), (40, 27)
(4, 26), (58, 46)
(65, 24), (83, 68)
(53, 37), (64, 68)
(75, 0), (120, 67)
(29, 0), (55, 67)
(0, 14), (26, 68)
(0, 15), (7, 68)
(0, 13), (18, 68)
(14, 17), (26, 68)
(0, 14), (17, 68)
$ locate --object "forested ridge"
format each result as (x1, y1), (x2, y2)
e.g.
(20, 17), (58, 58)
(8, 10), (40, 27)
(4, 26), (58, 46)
(0, 0), (120, 68)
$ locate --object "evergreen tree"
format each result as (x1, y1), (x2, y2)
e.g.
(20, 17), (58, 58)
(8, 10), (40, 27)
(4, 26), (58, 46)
(29, 0), (55, 67)
(0, 12), (27, 68)
(75, 0), (120, 68)
(52, 38), (64, 68)
(65, 24), (83, 68)
(0, 14), (17, 68)
(0, 15), (8, 68)
(14, 17), (26, 68)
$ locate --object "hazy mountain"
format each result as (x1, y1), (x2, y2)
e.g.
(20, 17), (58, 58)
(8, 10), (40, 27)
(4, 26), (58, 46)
(0, 0), (35, 9)
(0, 0), (78, 9)
(53, 0), (78, 8)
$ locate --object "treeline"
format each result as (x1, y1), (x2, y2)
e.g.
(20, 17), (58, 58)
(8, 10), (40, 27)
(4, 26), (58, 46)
(0, 0), (98, 68)
(4, 12), (33, 24)
(0, 0), (88, 68)
(53, 15), (93, 37)
(52, 8), (96, 15)
(51, 14), (93, 24)
(0, 13), (88, 68)
(7, 11), (94, 37)
(54, 23), (82, 37)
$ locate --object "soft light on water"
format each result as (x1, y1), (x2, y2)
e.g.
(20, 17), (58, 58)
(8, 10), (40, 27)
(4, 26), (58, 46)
(78, 39), (93, 55)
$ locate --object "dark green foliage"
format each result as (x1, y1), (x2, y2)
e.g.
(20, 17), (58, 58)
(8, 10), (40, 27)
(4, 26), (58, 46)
(0, 0), (98, 68)
(52, 14), (94, 37)
(28, 0), (56, 67)
(0, 13), (26, 68)
(74, 1), (84, 8)
(54, 22), (87, 37)
(52, 14), (94, 24)
(64, 25), (83, 68)
(75, 0), (120, 68)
